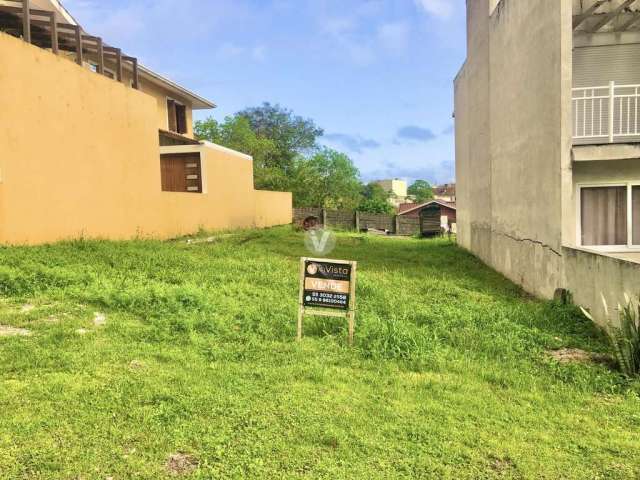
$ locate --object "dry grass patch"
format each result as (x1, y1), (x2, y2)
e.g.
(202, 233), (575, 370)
(165, 453), (198, 477)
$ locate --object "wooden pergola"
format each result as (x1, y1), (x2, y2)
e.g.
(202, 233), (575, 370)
(573, 0), (640, 32)
(0, 0), (139, 88)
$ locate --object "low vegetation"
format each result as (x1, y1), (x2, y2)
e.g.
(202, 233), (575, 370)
(583, 295), (640, 377)
(0, 227), (639, 479)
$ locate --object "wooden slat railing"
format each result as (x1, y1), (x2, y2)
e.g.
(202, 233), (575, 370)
(0, 0), (139, 89)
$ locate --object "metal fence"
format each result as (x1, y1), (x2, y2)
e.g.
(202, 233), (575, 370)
(573, 81), (640, 142)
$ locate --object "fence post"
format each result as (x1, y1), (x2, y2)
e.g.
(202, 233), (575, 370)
(394, 215), (400, 235)
(609, 80), (615, 143)
(22, 0), (31, 44)
(322, 208), (327, 227)
(49, 12), (58, 54)
(354, 211), (360, 232)
(74, 25), (83, 65)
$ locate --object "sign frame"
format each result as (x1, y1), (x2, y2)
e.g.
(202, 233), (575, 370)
(297, 257), (357, 345)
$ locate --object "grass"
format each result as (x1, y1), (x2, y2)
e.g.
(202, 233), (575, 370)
(0, 226), (639, 479)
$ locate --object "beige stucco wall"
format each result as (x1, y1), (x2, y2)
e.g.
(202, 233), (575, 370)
(0, 32), (291, 244)
(254, 190), (293, 228)
(80, 51), (195, 138)
(158, 145), (292, 236)
(455, 0), (573, 298)
(139, 79), (195, 138)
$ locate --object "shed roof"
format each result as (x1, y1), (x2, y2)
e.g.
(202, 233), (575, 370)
(397, 200), (456, 216)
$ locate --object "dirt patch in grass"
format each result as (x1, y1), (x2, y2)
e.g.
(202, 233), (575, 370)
(547, 348), (612, 366)
(0, 325), (31, 337)
(488, 455), (518, 476)
(129, 360), (145, 371)
(166, 453), (198, 476)
(93, 312), (107, 327)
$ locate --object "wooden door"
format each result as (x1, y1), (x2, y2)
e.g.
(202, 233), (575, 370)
(160, 154), (202, 193)
(419, 206), (442, 236)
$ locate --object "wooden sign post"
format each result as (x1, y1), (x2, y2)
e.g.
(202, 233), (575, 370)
(297, 257), (357, 345)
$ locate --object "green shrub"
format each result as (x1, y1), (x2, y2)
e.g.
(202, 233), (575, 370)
(582, 294), (640, 377)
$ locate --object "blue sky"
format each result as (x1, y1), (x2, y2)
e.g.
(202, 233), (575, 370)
(64, 0), (466, 185)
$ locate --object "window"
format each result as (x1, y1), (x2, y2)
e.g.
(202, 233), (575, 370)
(160, 153), (202, 193)
(167, 99), (188, 135)
(578, 183), (640, 249)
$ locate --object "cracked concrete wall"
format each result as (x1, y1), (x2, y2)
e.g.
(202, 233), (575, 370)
(456, 0), (573, 298)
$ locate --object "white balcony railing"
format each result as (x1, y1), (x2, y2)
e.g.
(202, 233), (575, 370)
(573, 82), (640, 143)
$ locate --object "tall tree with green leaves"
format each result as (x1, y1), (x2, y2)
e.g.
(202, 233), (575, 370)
(408, 179), (434, 203)
(194, 116), (290, 191)
(358, 182), (394, 214)
(290, 148), (362, 209)
(195, 104), (367, 209)
(237, 102), (324, 174)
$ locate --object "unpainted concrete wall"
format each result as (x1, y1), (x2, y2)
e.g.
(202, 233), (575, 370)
(455, 0), (493, 266)
(0, 32), (291, 244)
(455, 0), (573, 298)
(564, 247), (640, 324)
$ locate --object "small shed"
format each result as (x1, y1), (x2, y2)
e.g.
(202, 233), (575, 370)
(398, 200), (457, 237)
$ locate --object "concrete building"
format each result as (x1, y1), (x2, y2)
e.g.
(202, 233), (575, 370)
(455, 0), (640, 322)
(0, 0), (291, 244)
(433, 183), (456, 203)
(375, 179), (413, 208)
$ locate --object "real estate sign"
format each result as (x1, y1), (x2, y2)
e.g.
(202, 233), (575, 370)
(303, 260), (352, 310)
(297, 257), (357, 344)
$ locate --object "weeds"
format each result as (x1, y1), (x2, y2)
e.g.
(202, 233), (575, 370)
(582, 294), (640, 377)
(0, 227), (638, 479)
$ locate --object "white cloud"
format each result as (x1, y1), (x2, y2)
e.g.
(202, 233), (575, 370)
(321, 17), (375, 67)
(377, 22), (410, 54)
(414, 0), (454, 19)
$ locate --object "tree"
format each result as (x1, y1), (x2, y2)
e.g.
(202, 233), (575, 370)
(237, 102), (324, 175)
(408, 180), (434, 203)
(358, 182), (394, 214)
(290, 148), (362, 209)
(195, 104), (370, 209)
(194, 116), (288, 191)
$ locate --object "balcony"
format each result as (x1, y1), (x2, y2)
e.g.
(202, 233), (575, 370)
(573, 82), (640, 144)
(0, 0), (139, 89)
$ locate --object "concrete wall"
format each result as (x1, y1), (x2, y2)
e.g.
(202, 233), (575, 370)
(79, 50), (196, 139)
(156, 144), (288, 237)
(139, 79), (195, 139)
(0, 32), (291, 244)
(455, 0), (573, 298)
(564, 247), (640, 324)
(455, 0), (492, 265)
(254, 190), (293, 229)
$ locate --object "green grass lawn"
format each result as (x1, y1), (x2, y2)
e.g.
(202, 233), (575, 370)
(0, 227), (639, 479)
